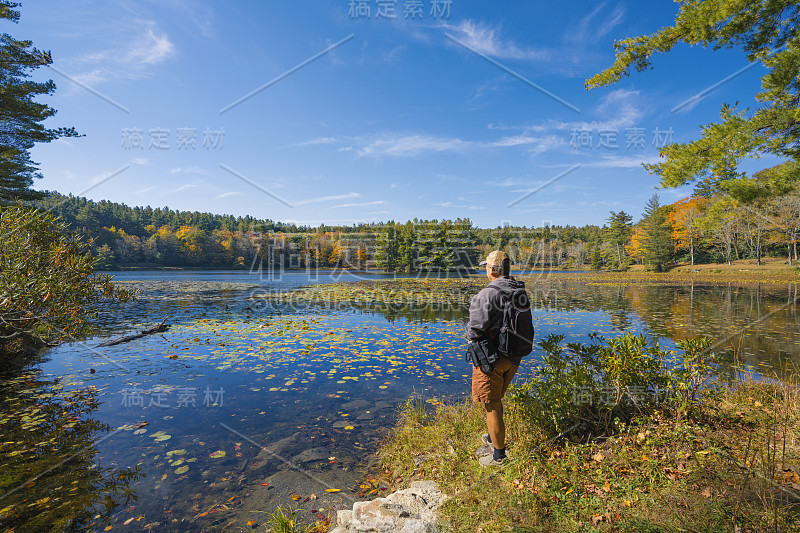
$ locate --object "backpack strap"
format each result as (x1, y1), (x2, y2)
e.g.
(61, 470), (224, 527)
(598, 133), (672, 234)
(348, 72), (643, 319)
(484, 284), (509, 339)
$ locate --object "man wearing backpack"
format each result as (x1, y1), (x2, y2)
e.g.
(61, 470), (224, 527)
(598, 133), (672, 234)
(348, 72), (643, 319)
(466, 250), (533, 467)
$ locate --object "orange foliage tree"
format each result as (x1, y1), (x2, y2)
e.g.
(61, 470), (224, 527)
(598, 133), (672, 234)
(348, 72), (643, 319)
(667, 197), (707, 265)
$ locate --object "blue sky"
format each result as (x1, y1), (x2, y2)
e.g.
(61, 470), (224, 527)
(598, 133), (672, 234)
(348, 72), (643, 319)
(15, 0), (778, 228)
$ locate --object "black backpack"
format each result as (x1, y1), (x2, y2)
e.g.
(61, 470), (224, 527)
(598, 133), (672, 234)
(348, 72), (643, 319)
(487, 284), (534, 360)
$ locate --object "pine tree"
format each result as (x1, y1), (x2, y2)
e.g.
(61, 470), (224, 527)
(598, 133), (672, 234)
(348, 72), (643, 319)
(1, 2), (80, 201)
(639, 194), (673, 271)
(605, 211), (633, 269)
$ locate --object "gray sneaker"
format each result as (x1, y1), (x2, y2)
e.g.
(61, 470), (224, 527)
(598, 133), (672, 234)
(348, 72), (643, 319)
(481, 434), (492, 446)
(474, 444), (493, 457)
(478, 453), (507, 467)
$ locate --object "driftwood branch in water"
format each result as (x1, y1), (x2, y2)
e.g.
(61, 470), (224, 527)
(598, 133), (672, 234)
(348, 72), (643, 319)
(96, 318), (170, 347)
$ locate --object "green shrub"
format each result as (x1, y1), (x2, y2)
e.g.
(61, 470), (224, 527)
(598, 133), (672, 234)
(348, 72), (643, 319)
(0, 206), (136, 360)
(508, 333), (718, 437)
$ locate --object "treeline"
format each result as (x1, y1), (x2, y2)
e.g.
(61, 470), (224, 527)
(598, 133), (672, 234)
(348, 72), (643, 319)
(27, 193), (604, 271)
(27, 176), (800, 272)
(606, 164), (800, 271)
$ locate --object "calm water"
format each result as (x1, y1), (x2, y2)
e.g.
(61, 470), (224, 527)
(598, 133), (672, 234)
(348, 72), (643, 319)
(1, 271), (798, 531)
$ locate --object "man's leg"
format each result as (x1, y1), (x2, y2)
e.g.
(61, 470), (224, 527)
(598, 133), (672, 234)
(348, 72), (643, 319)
(483, 400), (505, 450)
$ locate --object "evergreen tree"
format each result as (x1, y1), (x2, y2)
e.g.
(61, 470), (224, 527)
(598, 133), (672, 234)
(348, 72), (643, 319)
(1, 2), (80, 201)
(605, 211), (633, 269)
(375, 222), (399, 272)
(639, 194), (673, 271)
(587, 0), (800, 193)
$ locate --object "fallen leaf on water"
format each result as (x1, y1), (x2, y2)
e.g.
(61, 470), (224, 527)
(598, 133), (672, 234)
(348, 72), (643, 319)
(325, 489), (340, 493)
(246, 519), (256, 526)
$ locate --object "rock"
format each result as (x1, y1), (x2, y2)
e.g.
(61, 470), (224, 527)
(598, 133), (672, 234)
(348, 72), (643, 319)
(357, 411), (374, 420)
(329, 480), (446, 533)
(333, 420), (356, 429)
(342, 399), (370, 410)
(291, 447), (329, 464)
(372, 401), (392, 410)
(255, 432), (299, 461)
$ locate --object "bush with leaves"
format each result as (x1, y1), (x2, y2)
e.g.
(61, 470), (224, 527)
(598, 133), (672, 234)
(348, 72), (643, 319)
(0, 206), (136, 359)
(507, 332), (717, 437)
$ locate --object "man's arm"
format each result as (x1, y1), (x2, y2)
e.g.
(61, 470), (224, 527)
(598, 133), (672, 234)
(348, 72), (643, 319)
(465, 288), (495, 341)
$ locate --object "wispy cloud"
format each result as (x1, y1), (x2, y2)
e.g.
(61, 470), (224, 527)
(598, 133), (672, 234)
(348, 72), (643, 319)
(583, 155), (661, 168)
(62, 20), (175, 87)
(170, 166), (211, 176)
(445, 20), (552, 61)
(295, 192), (361, 206)
(217, 191), (243, 199)
(574, 2), (625, 42)
(175, 183), (199, 192)
(331, 200), (386, 209)
(357, 135), (471, 157)
(289, 137), (339, 148)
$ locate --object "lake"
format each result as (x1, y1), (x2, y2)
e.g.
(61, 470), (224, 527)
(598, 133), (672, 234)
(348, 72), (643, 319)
(1, 270), (798, 531)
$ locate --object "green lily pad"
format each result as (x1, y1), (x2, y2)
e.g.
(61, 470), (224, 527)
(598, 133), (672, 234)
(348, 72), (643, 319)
(209, 450), (226, 459)
(174, 465), (189, 475)
(154, 434), (172, 442)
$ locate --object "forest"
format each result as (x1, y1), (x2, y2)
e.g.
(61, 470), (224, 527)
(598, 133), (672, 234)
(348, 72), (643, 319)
(28, 176), (800, 272)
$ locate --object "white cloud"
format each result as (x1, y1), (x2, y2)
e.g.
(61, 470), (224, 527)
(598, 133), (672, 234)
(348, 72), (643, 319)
(217, 191), (243, 199)
(130, 157), (148, 165)
(295, 192), (361, 206)
(175, 183), (199, 192)
(574, 2), (625, 42)
(331, 200), (386, 209)
(135, 185), (157, 194)
(357, 135), (471, 157)
(447, 20), (552, 61)
(169, 166), (210, 176)
(583, 155), (662, 168)
(63, 20), (174, 87)
(290, 137), (339, 148)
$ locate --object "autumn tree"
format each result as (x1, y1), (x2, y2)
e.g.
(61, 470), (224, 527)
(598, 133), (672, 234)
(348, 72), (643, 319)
(768, 192), (800, 264)
(698, 196), (741, 264)
(668, 197), (707, 266)
(587, 0), (800, 194)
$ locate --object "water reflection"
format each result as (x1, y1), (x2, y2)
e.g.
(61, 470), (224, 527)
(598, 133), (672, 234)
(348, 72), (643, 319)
(8, 273), (796, 531)
(0, 372), (143, 531)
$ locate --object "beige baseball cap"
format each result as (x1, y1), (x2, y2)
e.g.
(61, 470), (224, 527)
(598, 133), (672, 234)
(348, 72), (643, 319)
(479, 250), (509, 267)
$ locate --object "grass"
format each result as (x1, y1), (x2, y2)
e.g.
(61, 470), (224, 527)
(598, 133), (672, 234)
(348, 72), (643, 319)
(264, 505), (330, 533)
(378, 373), (800, 532)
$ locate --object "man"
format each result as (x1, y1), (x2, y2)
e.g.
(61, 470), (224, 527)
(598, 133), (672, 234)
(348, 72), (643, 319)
(466, 250), (525, 467)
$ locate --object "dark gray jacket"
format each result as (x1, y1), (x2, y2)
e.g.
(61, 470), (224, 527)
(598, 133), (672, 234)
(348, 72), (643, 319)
(465, 276), (525, 341)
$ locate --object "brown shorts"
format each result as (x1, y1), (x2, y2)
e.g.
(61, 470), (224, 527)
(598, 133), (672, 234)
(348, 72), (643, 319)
(471, 356), (518, 403)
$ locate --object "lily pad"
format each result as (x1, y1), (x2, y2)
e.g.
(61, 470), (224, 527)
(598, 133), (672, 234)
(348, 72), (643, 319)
(209, 450), (226, 459)
(154, 434), (172, 442)
(174, 465), (189, 475)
